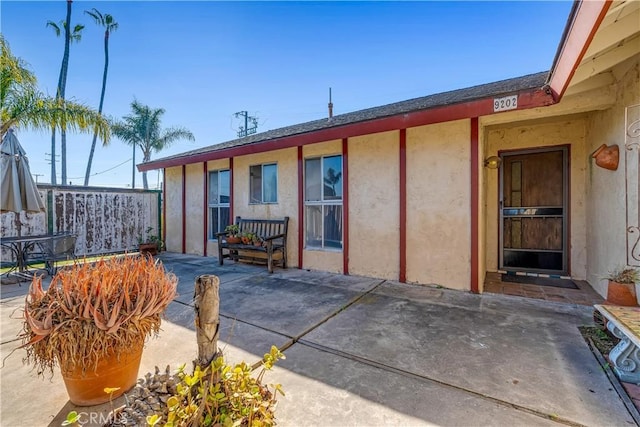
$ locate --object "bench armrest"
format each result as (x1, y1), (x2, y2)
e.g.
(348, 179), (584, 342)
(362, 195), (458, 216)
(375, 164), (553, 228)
(216, 231), (229, 244)
(263, 233), (285, 241)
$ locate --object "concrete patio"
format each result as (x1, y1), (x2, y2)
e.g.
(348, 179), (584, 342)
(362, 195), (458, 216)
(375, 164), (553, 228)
(0, 252), (636, 426)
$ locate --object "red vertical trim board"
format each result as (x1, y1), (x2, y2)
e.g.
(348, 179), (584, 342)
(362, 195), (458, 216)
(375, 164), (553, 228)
(342, 138), (349, 275)
(229, 157), (234, 222)
(399, 129), (407, 283)
(470, 118), (480, 294)
(162, 168), (166, 246)
(181, 165), (186, 254)
(297, 147), (304, 269)
(203, 162), (208, 257)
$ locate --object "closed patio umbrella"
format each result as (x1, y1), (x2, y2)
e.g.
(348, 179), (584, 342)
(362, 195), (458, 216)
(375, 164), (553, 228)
(1, 129), (45, 214)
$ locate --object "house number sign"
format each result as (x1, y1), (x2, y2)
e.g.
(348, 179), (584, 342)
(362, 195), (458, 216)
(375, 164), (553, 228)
(493, 95), (518, 112)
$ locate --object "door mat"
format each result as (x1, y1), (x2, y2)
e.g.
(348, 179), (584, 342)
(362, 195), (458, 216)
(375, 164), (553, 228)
(501, 274), (579, 289)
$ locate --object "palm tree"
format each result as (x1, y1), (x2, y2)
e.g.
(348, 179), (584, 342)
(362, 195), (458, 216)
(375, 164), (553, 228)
(47, 0), (84, 185)
(0, 36), (109, 142)
(111, 100), (194, 189)
(83, 8), (118, 186)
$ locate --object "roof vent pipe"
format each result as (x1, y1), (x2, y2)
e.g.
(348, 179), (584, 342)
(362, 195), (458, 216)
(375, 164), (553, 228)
(328, 87), (333, 120)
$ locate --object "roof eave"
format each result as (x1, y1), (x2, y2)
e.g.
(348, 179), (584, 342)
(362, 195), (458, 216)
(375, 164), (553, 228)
(546, 0), (612, 101)
(139, 85), (554, 172)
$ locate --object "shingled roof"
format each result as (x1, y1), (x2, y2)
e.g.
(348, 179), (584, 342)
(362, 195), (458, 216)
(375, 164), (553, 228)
(145, 71), (549, 166)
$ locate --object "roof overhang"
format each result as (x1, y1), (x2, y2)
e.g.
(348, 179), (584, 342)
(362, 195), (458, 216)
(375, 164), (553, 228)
(139, 86), (553, 171)
(546, 0), (612, 101)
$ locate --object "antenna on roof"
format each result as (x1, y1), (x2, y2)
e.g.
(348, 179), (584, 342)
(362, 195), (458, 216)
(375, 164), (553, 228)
(328, 87), (333, 120)
(234, 111), (258, 138)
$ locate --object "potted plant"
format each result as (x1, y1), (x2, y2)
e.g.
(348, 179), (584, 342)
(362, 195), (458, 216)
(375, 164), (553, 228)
(224, 224), (241, 244)
(241, 232), (254, 245)
(139, 226), (164, 255)
(252, 234), (264, 247)
(605, 266), (639, 306)
(20, 256), (177, 406)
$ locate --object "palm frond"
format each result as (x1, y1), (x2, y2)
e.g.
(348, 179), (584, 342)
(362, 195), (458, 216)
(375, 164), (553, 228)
(84, 8), (103, 24)
(1, 88), (110, 143)
(46, 20), (62, 37)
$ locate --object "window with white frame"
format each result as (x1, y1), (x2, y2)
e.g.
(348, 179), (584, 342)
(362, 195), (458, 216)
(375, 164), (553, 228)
(208, 170), (230, 238)
(305, 155), (343, 249)
(250, 163), (278, 203)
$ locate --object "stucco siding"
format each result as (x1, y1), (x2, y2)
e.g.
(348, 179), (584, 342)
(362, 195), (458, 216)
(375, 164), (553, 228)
(348, 131), (399, 280)
(233, 148), (299, 267)
(406, 120), (471, 290)
(585, 60), (640, 298)
(484, 117), (588, 279)
(184, 163), (204, 255)
(302, 139), (343, 273)
(165, 167), (183, 253)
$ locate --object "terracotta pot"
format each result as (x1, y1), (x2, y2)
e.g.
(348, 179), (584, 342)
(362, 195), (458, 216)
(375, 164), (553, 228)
(226, 236), (241, 244)
(606, 280), (638, 307)
(61, 344), (143, 406)
(139, 243), (158, 256)
(591, 144), (619, 171)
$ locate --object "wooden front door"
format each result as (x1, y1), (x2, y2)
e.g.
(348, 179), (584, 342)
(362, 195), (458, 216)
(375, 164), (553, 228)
(499, 147), (568, 274)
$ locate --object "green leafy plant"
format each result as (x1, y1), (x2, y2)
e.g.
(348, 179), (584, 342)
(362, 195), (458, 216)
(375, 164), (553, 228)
(164, 346), (285, 427)
(252, 234), (264, 246)
(61, 411), (81, 426)
(224, 224), (240, 237)
(606, 267), (640, 284)
(139, 226), (164, 251)
(241, 232), (255, 245)
(146, 414), (162, 426)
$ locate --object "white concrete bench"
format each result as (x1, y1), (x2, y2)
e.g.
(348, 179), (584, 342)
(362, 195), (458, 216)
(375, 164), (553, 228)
(594, 304), (640, 383)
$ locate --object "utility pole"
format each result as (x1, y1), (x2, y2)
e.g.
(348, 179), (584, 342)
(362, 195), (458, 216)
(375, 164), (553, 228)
(234, 111), (258, 138)
(33, 174), (43, 184)
(131, 144), (136, 189)
(45, 153), (60, 184)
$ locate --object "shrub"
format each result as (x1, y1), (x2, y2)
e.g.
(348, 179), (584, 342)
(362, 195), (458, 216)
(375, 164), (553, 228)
(163, 346), (285, 427)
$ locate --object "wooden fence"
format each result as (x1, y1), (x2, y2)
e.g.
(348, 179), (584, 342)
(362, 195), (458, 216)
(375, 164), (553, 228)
(1, 185), (161, 261)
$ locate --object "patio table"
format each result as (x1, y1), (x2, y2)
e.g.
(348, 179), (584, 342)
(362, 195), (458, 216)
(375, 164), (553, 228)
(1, 233), (63, 278)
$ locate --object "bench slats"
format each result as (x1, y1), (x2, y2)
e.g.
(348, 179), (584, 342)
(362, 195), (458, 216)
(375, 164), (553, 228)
(217, 216), (289, 273)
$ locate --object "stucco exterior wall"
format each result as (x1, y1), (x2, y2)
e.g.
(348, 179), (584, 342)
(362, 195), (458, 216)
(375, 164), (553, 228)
(302, 140), (344, 273)
(484, 117), (588, 279)
(348, 131), (399, 280)
(184, 163), (204, 255)
(233, 148), (299, 267)
(164, 166), (183, 253)
(585, 60), (640, 298)
(406, 120), (471, 290)
(205, 159), (231, 257)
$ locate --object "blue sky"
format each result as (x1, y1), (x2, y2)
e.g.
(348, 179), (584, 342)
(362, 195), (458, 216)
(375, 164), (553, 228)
(2, 1), (573, 188)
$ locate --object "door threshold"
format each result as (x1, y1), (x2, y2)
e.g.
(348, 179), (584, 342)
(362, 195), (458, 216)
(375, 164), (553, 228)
(498, 270), (571, 280)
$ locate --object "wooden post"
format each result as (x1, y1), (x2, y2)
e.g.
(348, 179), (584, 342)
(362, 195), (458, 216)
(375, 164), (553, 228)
(193, 274), (221, 369)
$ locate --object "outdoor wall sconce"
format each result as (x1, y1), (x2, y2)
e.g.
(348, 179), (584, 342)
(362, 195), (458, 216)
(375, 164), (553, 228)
(591, 144), (619, 171)
(484, 156), (502, 169)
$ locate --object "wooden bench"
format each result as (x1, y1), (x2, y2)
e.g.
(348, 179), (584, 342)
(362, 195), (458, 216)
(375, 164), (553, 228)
(216, 216), (289, 273)
(594, 304), (640, 383)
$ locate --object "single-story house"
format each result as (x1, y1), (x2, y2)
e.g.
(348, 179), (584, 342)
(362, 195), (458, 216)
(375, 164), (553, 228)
(139, 0), (640, 299)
